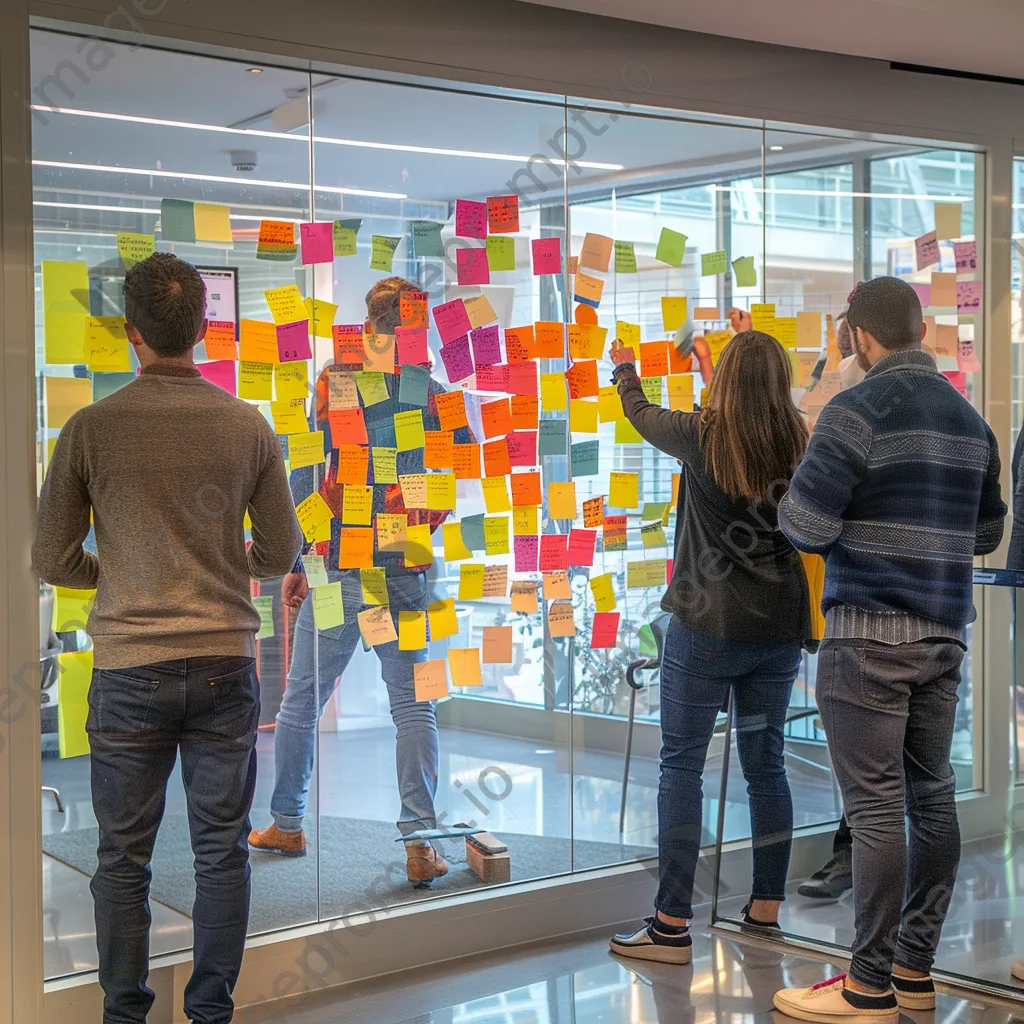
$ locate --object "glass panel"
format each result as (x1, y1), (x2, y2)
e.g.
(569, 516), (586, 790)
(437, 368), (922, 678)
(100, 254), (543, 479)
(32, 29), (316, 979)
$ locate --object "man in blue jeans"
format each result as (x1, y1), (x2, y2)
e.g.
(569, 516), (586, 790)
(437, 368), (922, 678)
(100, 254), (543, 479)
(775, 277), (1005, 1022)
(249, 277), (471, 885)
(32, 253), (303, 1023)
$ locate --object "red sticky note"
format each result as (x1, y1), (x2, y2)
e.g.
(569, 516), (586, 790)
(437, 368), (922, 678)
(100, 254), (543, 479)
(453, 443), (481, 479)
(487, 195), (519, 233)
(278, 320), (312, 363)
(507, 430), (537, 467)
(539, 533), (568, 571)
(532, 237), (562, 276)
(400, 290), (429, 330)
(511, 471), (542, 506)
(566, 360), (599, 399)
(455, 199), (488, 239)
(475, 364), (508, 392)
(481, 398), (514, 438)
(514, 534), (539, 572)
(328, 408), (368, 446)
(433, 298), (472, 345)
(333, 324), (364, 367)
(591, 611), (620, 649)
(507, 361), (538, 397)
(396, 326), (428, 365)
(483, 437), (511, 477)
(439, 335), (474, 383)
(471, 325), (502, 366)
(504, 326), (535, 363)
(456, 247), (491, 286)
(534, 321), (564, 359)
(300, 222), (334, 265)
(567, 528), (597, 566)
(197, 360), (236, 395)
(511, 395), (539, 430)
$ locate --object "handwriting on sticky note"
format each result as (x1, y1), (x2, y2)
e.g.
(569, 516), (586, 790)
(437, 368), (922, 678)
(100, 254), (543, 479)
(358, 606), (398, 647)
(370, 235), (401, 272)
(312, 582), (345, 630)
(414, 660), (449, 701)
(701, 250), (728, 276)
(257, 220), (297, 261)
(333, 218), (361, 257)
(265, 285), (307, 325)
(579, 232), (613, 272)
(915, 231), (940, 271)
(456, 246), (490, 286)
(487, 194), (519, 233)
(448, 648), (483, 687)
(532, 237), (562, 275)
(116, 232), (155, 270)
(591, 611), (620, 648)
(627, 559), (668, 589)
(482, 626), (513, 664)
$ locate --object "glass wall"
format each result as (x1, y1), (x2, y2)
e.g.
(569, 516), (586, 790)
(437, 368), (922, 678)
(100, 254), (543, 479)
(30, 25), (989, 984)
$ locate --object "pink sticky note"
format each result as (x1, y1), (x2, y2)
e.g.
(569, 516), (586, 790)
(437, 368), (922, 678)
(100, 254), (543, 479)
(506, 361), (538, 397)
(567, 528), (597, 566)
(278, 320), (312, 362)
(591, 611), (620, 649)
(197, 359), (237, 395)
(539, 533), (568, 572)
(507, 431), (538, 467)
(957, 280), (982, 314)
(475, 363), (508, 392)
(513, 535), (539, 572)
(396, 325), (428, 365)
(942, 370), (968, 397)
(300, 222), (334, 265)
(471, 325), (501, 366)
(532, 237), (562, 276)
(432, 298), (472, 345)
(439, 334), (474, 383)
(915, 231), (940, 271)
(957, 340), (982, 373)
(909, 283), (931, 308)
(455, 199), (488, 239)
(456, 246), (491, 286)
(954, 241), (978, 273)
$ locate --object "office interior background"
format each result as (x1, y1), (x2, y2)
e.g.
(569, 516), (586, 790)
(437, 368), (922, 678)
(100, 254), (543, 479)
(5, 1), (1024, 1021)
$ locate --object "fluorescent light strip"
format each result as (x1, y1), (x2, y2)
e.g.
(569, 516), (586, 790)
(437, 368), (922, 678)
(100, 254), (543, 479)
(710, 184), (973, 202)
(33, 200), (160, 215)
(30, 105), (625, 171)
(33, 160), (406, 199)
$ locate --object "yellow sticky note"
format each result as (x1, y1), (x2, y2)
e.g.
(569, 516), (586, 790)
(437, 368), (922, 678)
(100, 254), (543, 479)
(609, 471), (639, 509)
(750, 303), (776, 334)
(271, 399), (308, 435)
(85, 316), (131, 372)
(667, 376), (694, 412)
(404, 522), (434, 567)
(361, 567), (389, 606)
(275, 362), (308, 402)
(773, 317), (797, 350)
(448, 648), (483, 687)
(513, 506), (538, 536)
(459, 564), (485, 600)
(570, 399), (599, 433)
(288, 431), (325, 470)
(414, 659), (450, 701)
(194, 202), (233, 245)
(372, 446), (398, 484)
(304, 296), (339, 339)
(399, 473), (427, 509)
(57, 649), (94, 758)
(426, 472), (456, 511)
(484, 516), (510, 555)
(548, 601), (576, 638)
(358, 605), (399, 646)
(45, 376), (92, 429)
(240, 320), (280, 364)
(510, 582), (539, 614)
(481, 476), (512, 513)
(239, 361), (273, 400)
(312, 581), (345, 630)
(399, 610), (428, 651)
(43, 260), (90, 364)
(661, 297), (688, 333)
(465, 294), (498, 328)
(116, 231), (156, 270)
(395, 409), (425, 451)
(342, 484), (373, 525)
(616, 321), (641, 347)
(295, 492), (334, 541)
(540, 373), (568, 412)
(598, 385), (624, 423)
(356, 370), (390, 407)
(796, 311), (822, 350)
(627, 559), (667, 588)
(376, 513), (407, 553)
(54, 586), (96, 632)
(443, 521), (472, 561)
(590, 573), (617, 612)
(265, 284), (307, 324)
(615, 418), (644, 444)
(428, 597), (459, 640)
(548, 481), (577, 519)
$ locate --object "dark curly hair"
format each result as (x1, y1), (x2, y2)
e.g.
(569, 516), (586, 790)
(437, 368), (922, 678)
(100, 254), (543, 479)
(123, 252), (206, 357)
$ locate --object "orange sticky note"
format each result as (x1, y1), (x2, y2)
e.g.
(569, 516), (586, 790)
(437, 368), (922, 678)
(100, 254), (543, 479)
(504, 325), (535, 362)
(205, 321), (238, 360)
(566, 360), (599, 400)
(339, 527), (374, 569)
(435, 389), (468, 431)
(328, 408), (369, 445)
(481, 398), (514, 439)
(534, 321), (565, 359)
(427, 597), (459, 640)
(548, 601), (576, 638)
(453, 443), (481, 479)
(543, 571), (571, 599)
(424, 430), (454, 470)
(510, 582), (539, 614)
(413, 660), (449, 701)
(548, 481), (577, 519)
(335, 444), (370, 485)
(511, 395), (540, 430)
(483, 438), (511, 477)
(511, 471), (542, 507)
(239, 320), (279, 364)
(583, 495), (604, 527)
(640, 342), (670, 377)
(580, 232), (613, 272)
(448, 648), (483, 687)
(482, 625), (514, 664)
(358, 605), (398, 647)
(668, 343), (692, 374)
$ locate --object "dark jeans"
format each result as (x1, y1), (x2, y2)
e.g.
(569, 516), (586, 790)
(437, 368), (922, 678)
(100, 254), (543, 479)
(655, 617), (801, 918)
(817, 638), (963, 990)
(87, 656), (260, 1024)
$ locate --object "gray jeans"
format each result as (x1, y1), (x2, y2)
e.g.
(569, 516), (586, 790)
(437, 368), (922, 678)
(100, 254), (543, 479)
(817, 637), (963, 990)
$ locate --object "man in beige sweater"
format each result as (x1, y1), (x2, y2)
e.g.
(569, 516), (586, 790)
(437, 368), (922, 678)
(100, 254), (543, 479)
(33, 253), (302, 1024)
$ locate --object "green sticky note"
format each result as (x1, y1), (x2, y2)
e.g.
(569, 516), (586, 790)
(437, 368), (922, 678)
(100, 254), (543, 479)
(356, 371), (390, 407)
(615, 418), (644, 444)
(641, 377), (662, 404)
(333, 219), (361, 257)
(312, 581), (345, 630)
(701, 250), (728, 276)
(614, 240), (637, 273)
(253, 595), (275, 640)
(486, 236), (516, 272)
(538, 418), (568, 457)
(93, 371), (135, 401)
(641, 502), (670, 521)
(460, 513), (487, 552)
(411, 221), (445, 259)
(655, 227), (687, 267)
(398, 364), (430, 407)
(160, 198), (195, 243)
(732, 256), (757, 288)
(370, 235), (401, 272)
(570, 440), (600, 477)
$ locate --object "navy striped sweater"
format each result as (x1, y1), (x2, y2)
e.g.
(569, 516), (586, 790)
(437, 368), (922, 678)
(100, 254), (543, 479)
(779, 350), (1005, 635)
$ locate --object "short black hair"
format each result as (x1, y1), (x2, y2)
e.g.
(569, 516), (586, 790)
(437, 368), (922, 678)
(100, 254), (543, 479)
(846, 276), (923, 352)
(123, 252), (206, 357)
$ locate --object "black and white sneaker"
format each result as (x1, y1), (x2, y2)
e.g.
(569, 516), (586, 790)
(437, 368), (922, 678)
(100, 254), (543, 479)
(609, 917), (692, 964)
(740, 901), (782, 936)
(891, 972), (935, 1010)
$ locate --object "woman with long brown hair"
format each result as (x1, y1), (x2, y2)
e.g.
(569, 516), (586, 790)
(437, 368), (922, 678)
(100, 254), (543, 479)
(608, 320), (811, 965)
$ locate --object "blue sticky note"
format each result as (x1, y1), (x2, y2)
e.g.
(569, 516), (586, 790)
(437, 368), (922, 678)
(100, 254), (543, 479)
(93, 371), (136, 402)
(538, 418), (568, 457)
(160, 198), (195, 243)
(460, 513), (487, 552)
(570, 440), (600, 477)
(399, 364), (430, 407)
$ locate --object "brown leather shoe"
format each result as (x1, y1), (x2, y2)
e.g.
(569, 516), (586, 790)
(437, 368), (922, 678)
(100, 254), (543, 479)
(248, 823), (306, 857)
(405, 842), (449, 886)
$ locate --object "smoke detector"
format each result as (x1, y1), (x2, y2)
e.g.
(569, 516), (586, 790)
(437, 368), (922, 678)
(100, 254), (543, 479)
(230, 150), (258, 173)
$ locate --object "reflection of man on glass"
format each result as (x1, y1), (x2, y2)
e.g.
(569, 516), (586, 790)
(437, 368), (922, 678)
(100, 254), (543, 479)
(249, 277), (469, 886)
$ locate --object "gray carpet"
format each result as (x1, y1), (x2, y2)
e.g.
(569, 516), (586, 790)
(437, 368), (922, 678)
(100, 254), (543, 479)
(42, 816), (655, 935)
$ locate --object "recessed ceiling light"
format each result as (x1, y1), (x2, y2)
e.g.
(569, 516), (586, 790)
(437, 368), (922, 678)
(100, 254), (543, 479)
(769, 145), (784, 152)
(247, 67), (263, 74)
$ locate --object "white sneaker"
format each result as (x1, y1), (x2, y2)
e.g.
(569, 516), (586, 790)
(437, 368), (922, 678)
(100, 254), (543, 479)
(773, 974), (899, 1024)
(608, 917), (692, 965)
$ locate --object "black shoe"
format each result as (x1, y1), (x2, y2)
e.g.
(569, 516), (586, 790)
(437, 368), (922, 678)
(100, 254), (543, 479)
(739, 901), (782, 934)
(798, 846), (853, 899)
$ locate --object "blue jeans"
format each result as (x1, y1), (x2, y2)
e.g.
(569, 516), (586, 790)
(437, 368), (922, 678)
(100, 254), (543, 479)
(271, 570), (438, 835)
(87, 655), (259, 1024)
(655, 618), (800, 918)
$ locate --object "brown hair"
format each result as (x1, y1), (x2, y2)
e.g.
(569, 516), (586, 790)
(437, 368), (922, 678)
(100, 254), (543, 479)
(365, 276), (417, 333)
(123, 252), (206, 357)
(698, 330), (809, 504)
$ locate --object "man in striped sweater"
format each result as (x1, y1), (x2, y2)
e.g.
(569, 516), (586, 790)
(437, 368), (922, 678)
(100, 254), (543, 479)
(773, 277), (1005, 1023)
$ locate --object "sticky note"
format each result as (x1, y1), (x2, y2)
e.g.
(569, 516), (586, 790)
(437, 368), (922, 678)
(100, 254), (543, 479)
(505, 325), (535, 362)
(507, 430), (537, 467)
(641, 521), (667, 548)
(252, 596), (276, 640)
(609, 471), (639, 509)
(160, 198), (195, 243)
(481, 398), (513, 439)
(508, 470), (541, 509)
(358, 606), (399, 647)
(395, 326), (428, 367)
(931, 272), (957, 308)
(510, 582), (538, 614)
(693, 306), (721, 320)
(574, 272), (605, 306)
(331, 218), (360, 256)
(732, 256), (757, 287)
(750, 304), (776, 334)
(457, 246), (490, 286)
(277, 320), (312, 363)
(580, 232), (613, 272)
(511, 395), (540, 431)
(487, 194), (519, 233)
(455, 199), (488, 239)
(439, 335), (474, 383)
(461, 514), (486, 552)
(915, 231), (940, 271)
(44, 376), (91, 429)
(613, 239), (637, 274)
(532, 237), (562, 275)
(359, 567), (388, 606)
(426, 473), (456, 510)
(453, 442), (481, 480)
(414, 660), (449, 701)
(240, 320), (279, 364)
(271, 398), (307, 435)
(302, 297), (338, 340)
(567, 528), (596, 566)
(596, 386), (622, 424)
(400, 289), (429, 330)
(399, 473), (427, 510)
(257, 219), (297, 261)
(539, 533), (567, 572)
(339, 527), (375, 569)
(370, 235), (401, 272)
(428, 597), (459, 640)
(459, 564), (485, 600)
(548, 602), (576, 638)
(570, 440), (600, 477)
(404, 522), (434, 567)
(411, 221), (445, 259)
(295, 492), (334, 541)
(85, 316), (130, 372)
(299, 221), (334, 265)
(392, 409), (424, 451)
(448, 648), (483, 687)
(539, 419), (568, 457)
(43, 260), (90, 364)
(513, 506), (539, 537)
(399, 610), (428, 651)
(955, 241), (978, 272)
(570, 399), (599, 433)
(193, 202), (233, 245)
(543, 571), (571, 600)
(433, 298), (472, 345)
(540, 374), (567, 412)
(791, 350), (819, 388)
(303, 554), (329, 588)
(328, 408), (368, 446)
(957, 280), (982, 314)
(795, 311), (822, 350)
(239, 360), (274, 400)
(656, 227), (687, 267)
(667, 375), (693, 412)
(376, 513), (407, 553)
(592, 611), (620, 649)
(566, 360), (599, 400)
(659, 297), (687, 333)
(701, 250), (728, 276)
(582, 496), (604, 528)
(204, 321), (237, 360)
(486, 235), (516, 272)
(935, 203), (962, 240)
(116, 231), (155, 270)
(507, 362), (538, 398)
(639, 342), (669, 378)
(265, 285), (307, 325)
(482, 626), (513, 664)
(424, 430), (454, 471)
(534, 321), (564, 359)
(312, 582), (345, 630)
(569, 323), (607, 360)
(275, 361), (308, 402)
(484, 515), (510, 555)
(548, 481), (577, 519)
(53, 586), (96, 631)
(287, 431), (324, 470)
(513, 534), (538, 572)
(396, 364), (428, 408)
(482, 476), (512, 513)
(590, 573), (617, 612)
(627, 559), (668, 588)
(367, 446), (397, 484)
(464, 295), (497, 330)
(342, 484), (373, 526)
(958, 339), (982, 373)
